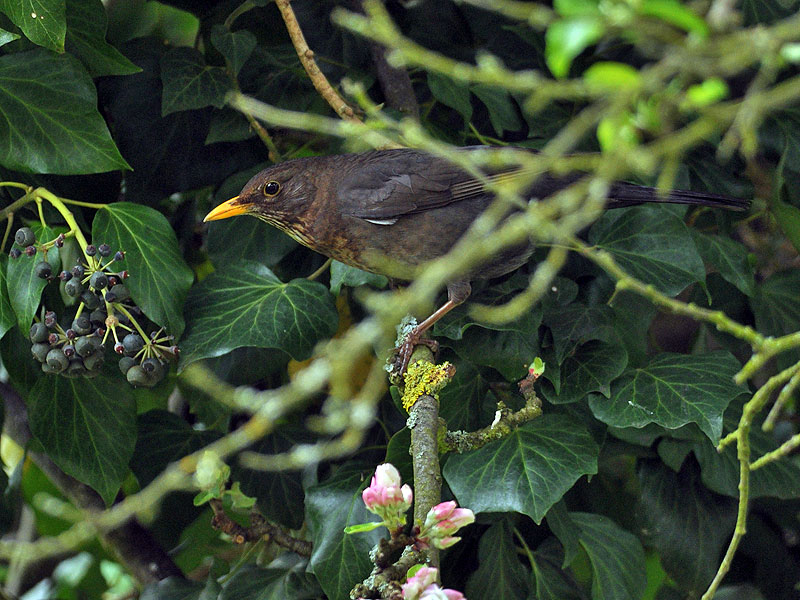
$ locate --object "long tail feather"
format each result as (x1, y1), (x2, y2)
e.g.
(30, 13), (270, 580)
(607, 182), (750, 211)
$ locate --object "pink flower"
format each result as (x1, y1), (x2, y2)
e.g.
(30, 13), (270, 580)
(417, 502), (475, 550)
(362, 463), (412, 530)
(402, 567), (466, 600)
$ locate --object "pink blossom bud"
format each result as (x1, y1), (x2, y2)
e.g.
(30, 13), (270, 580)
(362, 463), (413, 530)
(418, 503), (474, 549)
(402, 566), (438, 599)
(419, 584), (466, 600)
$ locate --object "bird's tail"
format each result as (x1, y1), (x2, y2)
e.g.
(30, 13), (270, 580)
(606, 182), (750, 211)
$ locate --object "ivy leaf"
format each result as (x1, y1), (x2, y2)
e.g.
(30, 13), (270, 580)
(130, 411), (221, 488)
(470, 85), (522, 135)
(210, 25), (256, 76)
(545, 17), (605, 78)
(532, 538), (585, 600)
(465, 519), (531, 600)
(93, 203), (194, 338)
(0, 256), (17, 342)
(0, 27), (20, 47)
(690, 230), (755, 297)
(6, 224), (61, 332)
(207, 218), (297, 269)
(65, 0), (141, 77)
(220, 560), (322, 600)
(571, 512), (647, 600)
(231, 428), (308, 529)
(637, 459), (735, 595)
(179, 260), (338, 369)
(543, 303), (615, 364)
(0, 0), (65, 52)
(0, 49), (130, 174)
(543, 340), (628, 404)
(443, 414), (599, 523)
(306, 466), (383, 600)
(160, 47), (229, 115)
(751, 270), (800, 368)
(140, 578), (204, 600)
(588, 205), (706, 296)
(329, 261), (387, 295)
(589, 351), (743, 443)
(427, 72), (472, 121)
(27, 373), (136, 505)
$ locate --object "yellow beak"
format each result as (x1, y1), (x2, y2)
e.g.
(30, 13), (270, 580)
(203, 196), (251, 222)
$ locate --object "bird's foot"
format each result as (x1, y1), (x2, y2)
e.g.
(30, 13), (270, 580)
(390, 330), (439, 377)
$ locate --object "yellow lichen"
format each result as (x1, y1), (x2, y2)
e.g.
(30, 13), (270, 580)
(401, 361), (455, 411)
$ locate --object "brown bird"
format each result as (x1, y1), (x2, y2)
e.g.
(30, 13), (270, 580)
(204, 148), (749, 372)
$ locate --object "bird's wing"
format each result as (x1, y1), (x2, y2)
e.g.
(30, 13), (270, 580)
(338, 149), (511, 221)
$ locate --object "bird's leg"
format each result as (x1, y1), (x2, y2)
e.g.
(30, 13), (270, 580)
(393, 281), (471, 375)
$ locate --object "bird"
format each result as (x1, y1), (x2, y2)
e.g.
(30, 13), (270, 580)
(204, 148), (749, 373)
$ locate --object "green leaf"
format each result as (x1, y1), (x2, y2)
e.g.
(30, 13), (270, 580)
(470, 85), (522, 135)
(160, 47), (229, 116)
(771, 192), (800, 255)
(231, 428), (307, 529)
(220, 560), (322, 600)
(439, 360), (492, 431)
(588, 205), (706, 296)
(0, 256), (17, 342)
(543, 340), (627, 404)
(544, 500), (581, 568)
(330, 260), (387, 295)
(344, 522), (384, 534)
(690, 230), (755, 296)
(572, 512), (647, 600)
(443, 414), (599, 523)
(130, 411), (221, 488)
(543, 303), (615, 364)
(93, 203), (193, 337)
(465, 519), (531, 600)
(0, 27), (20, 47)
(179, 260), (338, 368)
(0, 49), (130, 174)
(545, 17), (605, 79)
(205, 109), (255, 144)
(140, 578), (204, 600)
(554, 0), (600, 17)
(588, 351), (743, 443)
(306, 466), (383, 600)
(65, 0), (140, 77)
(637, 459), (735, 595)
(0, 0), (65, 51)
(27, 373), (136, 505)
(583, 62), (642, 92)
(6, 224), (61, 332)
(210, 24), (256, 77)
(532, 538), (585, 600)
(207, 218), (297, 269)
(684, 77), (729, 109)
(427, 72), (472, 121)
(639, 0), (709, 37)
(750, 270), (800, 368)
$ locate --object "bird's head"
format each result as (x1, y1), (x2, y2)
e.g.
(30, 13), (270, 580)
(203, 160), (318, 239)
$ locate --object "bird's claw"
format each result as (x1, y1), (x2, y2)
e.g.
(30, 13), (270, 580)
(391, 332), (439, 376)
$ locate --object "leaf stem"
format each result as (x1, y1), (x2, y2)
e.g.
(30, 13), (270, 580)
(34, 188), (91, 260)
(1, 213), (13, 253)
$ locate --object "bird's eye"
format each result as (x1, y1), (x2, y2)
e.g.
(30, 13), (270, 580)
(262, 180), (281, 197)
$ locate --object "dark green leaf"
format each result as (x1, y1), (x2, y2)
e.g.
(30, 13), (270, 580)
(6, 224), (61, 332)
(588, 205), (706, 296)
(0, 256), (16, 341)
(545, 17), (605, 79)
(180, 260), (338, 368)
(637, 459), (735, 595)
(0, 49), (130, 174)
(329, 260), (388, 295)
(210, 25), (256, 77)
(470, 85), (522, 135)
(28, 373), (136, 505)
(220, 560), (322, 600)
(231, 428), (307, 529)
(690, 230), (755, 296)
(543, 340), (628, 404)
(543, 303), (615, 364)
(545, 500), (581, 568)
(0, 0), (65, 51)
(465, 519), (530, 600)
(589, 351), (743, 443)
(205, 109), (255, 144)
(65, 0), (140, 77)
(93, 203), (194, 338)
(532, 538), (586, 600)
(131, 411), (221, 488)
(207, 218), (297, 269)
(443, 414), (599, 523)
(306, 466), (383, 600)
(140, 577), (204, 600)
(572, 512), (646, 600)
(427, 72), (472, 121)
(160, 47), (229, 116)
(439, 359), (492, 431)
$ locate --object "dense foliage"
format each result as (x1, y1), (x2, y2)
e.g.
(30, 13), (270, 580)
(1, 1), (800, 599)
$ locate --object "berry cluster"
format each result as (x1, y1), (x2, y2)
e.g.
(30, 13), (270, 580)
(14, 227), (178, 387)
